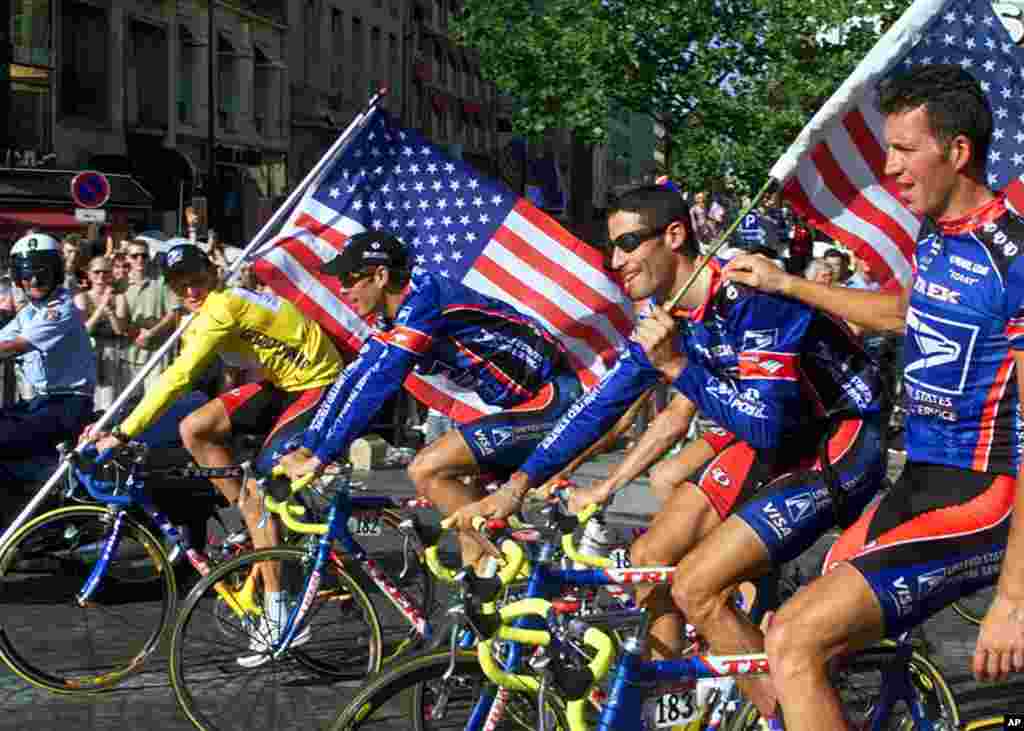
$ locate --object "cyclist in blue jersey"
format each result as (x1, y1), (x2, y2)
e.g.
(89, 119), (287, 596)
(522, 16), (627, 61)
(277, 229), (590, 567)
(724, 65), (1024, 729)
(447, 184), (888, 725)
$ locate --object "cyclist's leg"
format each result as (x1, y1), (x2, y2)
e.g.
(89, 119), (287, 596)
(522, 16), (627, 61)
(630, 435), (756, 660)
(410, 370), (582, 566)
(673, 417), (884, 718)
(766, 463), (1013, 731)
(180, 382), (282, 587)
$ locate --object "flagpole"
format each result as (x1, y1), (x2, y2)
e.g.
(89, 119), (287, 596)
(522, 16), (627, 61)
(0, 90), (388, 551)
(665, 177), (777, 311)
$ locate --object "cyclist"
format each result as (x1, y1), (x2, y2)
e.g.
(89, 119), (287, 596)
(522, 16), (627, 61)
(0, 233), (96, 462)
(724, 65), (1024, 729)
(88, 243), (344, 666)
(447, 183), (888, 727)
(276, 229), (595, 570)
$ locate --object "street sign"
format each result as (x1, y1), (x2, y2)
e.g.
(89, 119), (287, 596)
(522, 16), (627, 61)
(74, 208), (107, 223)
(70, 170), (111, 209)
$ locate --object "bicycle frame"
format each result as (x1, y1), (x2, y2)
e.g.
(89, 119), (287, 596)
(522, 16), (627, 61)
(271, 481), (436, 658)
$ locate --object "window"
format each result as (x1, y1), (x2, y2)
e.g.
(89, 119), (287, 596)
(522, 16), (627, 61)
(60, 1), (108, 120)
(389, 33), (399, 96)
(448, 53), (458, 93)
(371, 26), (381, 71)
(254, 46), (281, 137)
(13, 0), (52, 67)
(217, 33), (239, 131)
(351, 17), (363, 99)
(331, 8), (343, 91)
(304, 0), (317, 82)
(125, 20), (168, 128)
(177, 26), (198, 124)
(434, 39), (445, 84)
(9, 0), (53, 151)
(390, 0), (400, 19)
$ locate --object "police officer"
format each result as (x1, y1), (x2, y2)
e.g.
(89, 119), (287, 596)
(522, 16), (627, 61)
(0, 233), (97, 460)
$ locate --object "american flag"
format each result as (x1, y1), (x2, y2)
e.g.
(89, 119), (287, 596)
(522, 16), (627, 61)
(770, 0), (1024, 288)
(250, 108), (634, 422)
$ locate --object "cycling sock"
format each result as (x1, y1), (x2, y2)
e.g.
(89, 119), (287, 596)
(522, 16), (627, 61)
(265, 591), (286, 627)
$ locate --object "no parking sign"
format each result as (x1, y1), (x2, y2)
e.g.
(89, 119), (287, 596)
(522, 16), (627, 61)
(70, 170), (111, 209)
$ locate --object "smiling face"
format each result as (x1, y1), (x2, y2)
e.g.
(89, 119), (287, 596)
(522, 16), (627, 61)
(883, 105), (960, 219)
(339, 266), (386, 319)
(607, 210), (681, 302)
(167, 268), (218, 312)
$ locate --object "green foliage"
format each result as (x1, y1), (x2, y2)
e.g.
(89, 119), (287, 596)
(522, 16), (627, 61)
(452, 0), (904, 193)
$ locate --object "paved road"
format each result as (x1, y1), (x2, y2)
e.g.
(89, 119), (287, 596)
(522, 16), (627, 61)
(0, 456), (1022, 730)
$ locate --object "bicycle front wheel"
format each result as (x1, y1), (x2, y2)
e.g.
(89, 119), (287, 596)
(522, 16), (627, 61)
(169, 546), (383, 731)
(329, 648), (567, 731)
(0, 505), (176, 694)
(723, 642), (959, 731)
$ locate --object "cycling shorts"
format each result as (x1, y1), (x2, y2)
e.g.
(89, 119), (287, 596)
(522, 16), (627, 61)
(693, 415), (886, 564)
(459, 370), (583, 479)
(218, 381), (327, 475)
(824, 462), (1013, 637)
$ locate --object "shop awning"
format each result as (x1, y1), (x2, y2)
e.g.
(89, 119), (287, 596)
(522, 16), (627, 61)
(0, 210), (85, 231)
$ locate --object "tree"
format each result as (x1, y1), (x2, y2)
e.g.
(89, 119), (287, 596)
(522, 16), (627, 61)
(452, 0), (900, 194)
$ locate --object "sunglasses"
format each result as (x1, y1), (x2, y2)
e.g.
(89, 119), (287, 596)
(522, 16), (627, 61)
(91, 269), (113, 275)
(608, 224), (670, 254)
(127, 252), (147, 259)
(338, 268), (376, 289)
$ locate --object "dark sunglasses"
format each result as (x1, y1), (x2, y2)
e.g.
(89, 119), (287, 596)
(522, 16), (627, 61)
(608, 224), (671, 254)
(338, 268), (376, 289)
(127, 252), (147, 259)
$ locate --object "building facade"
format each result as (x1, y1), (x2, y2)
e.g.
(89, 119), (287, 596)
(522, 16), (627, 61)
(2, 0), (509, 244)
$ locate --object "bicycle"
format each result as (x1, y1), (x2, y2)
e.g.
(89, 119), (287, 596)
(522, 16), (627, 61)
(167, 465), (441, 731)
(0, 442), (257, 694)
(330, 500), (961, 731)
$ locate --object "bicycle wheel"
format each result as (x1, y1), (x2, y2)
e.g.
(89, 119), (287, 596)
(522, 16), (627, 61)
(723, 642), (959, 731)
(0, 505), (176, 694)
(169, 546), (383, 731)
(952, 585), (996, 626)
(329, 648), (567, 731)
(961, 716), (1006, 731)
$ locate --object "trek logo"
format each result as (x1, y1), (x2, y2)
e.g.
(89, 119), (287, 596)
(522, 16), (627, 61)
(891, 576), (914, 616)
(904, 307), (979, 395)
(913, 276), (961, 304)
(742, 329), (778, 351)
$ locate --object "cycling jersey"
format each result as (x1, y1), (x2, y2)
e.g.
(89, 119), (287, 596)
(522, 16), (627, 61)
(120, 287), (343, 438)
(902, 193), (1024, 475)
(519, 257), (886, 486)
(304, 270), (568, 464)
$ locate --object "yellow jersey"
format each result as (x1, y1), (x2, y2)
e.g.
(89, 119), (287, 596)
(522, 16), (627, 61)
(120, 288), (342, 438)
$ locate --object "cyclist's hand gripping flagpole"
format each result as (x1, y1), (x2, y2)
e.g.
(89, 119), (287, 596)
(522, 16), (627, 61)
(0, 89), (390, 551)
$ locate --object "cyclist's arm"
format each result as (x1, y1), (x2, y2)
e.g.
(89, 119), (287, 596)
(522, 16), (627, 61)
(512, 342), (662, 490)
(119, 307), (229, 438)
(593, 393), (697, 500)
(304, 334), (418, 465)
(724, 253), (909, 333)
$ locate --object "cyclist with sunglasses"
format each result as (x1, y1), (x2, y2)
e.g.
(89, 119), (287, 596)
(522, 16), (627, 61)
(276, 229), (589, 570)
(446, 183), (888, 728)
(0, 232), (96, 463)
(87, 243), (344, 665)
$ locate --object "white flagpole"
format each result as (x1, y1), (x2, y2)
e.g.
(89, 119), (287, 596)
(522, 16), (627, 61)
(0, 90), (388, 550)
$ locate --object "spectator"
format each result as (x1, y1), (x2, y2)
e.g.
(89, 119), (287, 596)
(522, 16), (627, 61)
(804, 258), (834, 286)
(61, 234), (87, 293)
(690, 191), (713, 251)
(123, 239), (180, 392)
(75, 256), (129, 411)
(111, 253), (129, 291)
(845, 255), (881, 291)
(823, 247), (851, 284)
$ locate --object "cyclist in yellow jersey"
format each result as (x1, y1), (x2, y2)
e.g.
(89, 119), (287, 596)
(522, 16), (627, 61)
(87, 244), (343, 666)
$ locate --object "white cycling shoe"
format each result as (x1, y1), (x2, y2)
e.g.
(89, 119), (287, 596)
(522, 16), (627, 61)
(236, 616), (312, 668)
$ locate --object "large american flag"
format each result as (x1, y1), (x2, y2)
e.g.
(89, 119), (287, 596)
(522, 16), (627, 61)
(250, 108), (634, 422)
(771, 0), (1024, 288)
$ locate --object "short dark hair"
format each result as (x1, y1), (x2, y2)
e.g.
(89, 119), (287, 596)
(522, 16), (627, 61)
(877, 64), (992, 174)
(607, 184), (697, 257)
